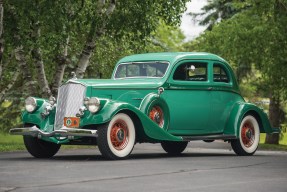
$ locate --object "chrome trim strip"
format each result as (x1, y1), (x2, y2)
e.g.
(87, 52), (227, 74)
(9, 126), (98, 138)
(181, 135), (236, 141)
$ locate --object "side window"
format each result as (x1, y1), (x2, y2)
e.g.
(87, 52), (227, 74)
(213, 64), (229, 83)
(173, 62), (207, 81)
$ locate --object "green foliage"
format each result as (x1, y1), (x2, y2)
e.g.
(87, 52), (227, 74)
(150, 20), (185, 52)
(186, 0), (287, 98)
(3, 0), (188, 86)
(0, 100), (23, 133)
(190, 0), (243, 30)
(0, 0), (189, 132)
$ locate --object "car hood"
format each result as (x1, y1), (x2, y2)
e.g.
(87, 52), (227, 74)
(68, 78), (165, 89)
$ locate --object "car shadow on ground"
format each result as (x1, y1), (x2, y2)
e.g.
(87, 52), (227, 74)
(1, 151), (263, 162)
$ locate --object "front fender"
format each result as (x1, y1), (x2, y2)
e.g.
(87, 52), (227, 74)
(22, 100), (55, 132)
(81, 99), (181, 142)
(224, 102), (274, 137)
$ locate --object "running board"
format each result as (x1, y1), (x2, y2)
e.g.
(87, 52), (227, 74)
(181, 135), (237, 141)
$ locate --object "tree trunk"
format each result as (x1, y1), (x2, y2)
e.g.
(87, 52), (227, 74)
(265, 95), (280, 144)
(51, 36), (70, 96)
(31, 21), (51, 98)
(31, 47), (52, 98)
(14, 46), (37, 96)
(76, 39), (96, 79)
(0, 0), (4, 78)
(0, 68), (20, 103)
(0, 0), (20, 103)
(75, 0), (116, 79)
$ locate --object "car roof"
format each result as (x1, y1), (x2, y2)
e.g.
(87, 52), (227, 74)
(116, 52), (228, 65)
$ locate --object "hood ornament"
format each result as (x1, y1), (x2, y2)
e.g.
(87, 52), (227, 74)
(71, 72), (77, 80)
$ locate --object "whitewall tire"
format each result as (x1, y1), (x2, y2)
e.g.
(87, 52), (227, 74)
(97, 113), (136, 160)
(231, 115), (260, 156)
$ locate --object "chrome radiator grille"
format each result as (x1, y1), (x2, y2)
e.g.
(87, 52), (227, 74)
(54, 83), (86, 130)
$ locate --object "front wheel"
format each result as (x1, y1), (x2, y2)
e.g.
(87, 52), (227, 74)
(161, 141), (188, 155)
(23, 136), (61, 158)
(97, 113), (136, 160)
(231, 115), (260, 156)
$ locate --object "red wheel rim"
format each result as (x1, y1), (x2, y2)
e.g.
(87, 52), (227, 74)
(110, 119), (129, 150)
(149, 106), (164, 128)
(241, 122), (255, 148)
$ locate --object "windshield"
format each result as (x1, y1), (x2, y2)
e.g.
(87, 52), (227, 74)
(114, 62), (169, 79)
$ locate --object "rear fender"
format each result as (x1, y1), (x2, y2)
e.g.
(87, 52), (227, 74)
(224, 102), (274, 137)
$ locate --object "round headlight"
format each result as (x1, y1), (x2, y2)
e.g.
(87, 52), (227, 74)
(49, 96), (56, 105)
(87, 97), (100, 113)
(25, 97), (37, 112)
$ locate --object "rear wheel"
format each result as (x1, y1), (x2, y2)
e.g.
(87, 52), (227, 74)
(23, 136), (61, 158)
(231, 115), (260, 156)
(161, 141), (188, 155)
(97, 113), (136, 160)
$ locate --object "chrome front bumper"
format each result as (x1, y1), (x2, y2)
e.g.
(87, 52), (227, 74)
(9, 126), (98, 138)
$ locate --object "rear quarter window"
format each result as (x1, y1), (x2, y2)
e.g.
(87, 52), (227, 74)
(213, 64), (230, 83)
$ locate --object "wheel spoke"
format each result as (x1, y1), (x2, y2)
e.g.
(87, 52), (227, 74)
(110, 119), (129, 150)
(241, 122), (255, 148)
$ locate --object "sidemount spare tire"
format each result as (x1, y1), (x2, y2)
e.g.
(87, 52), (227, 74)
(140, 93), (170, 130)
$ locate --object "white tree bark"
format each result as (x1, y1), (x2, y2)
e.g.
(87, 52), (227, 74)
(0, 68), (20, 103)
(75, 40), (96, 78)
(32, 47), (52, 97)
(51, 36), (70, 95)
(31, 22), (52, 97)
(75, 0), (116, 79)
(0, 0), (4, 77)
(15, 46), (37, 95)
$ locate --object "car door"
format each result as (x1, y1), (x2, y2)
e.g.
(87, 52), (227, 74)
(162, 60), (212, 135)
(210, 62), (241, 133)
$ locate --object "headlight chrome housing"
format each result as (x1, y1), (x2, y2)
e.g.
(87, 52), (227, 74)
(25, 97), (37, 113)
(85, 97), (100, 113)
(49, 96), (56, 105)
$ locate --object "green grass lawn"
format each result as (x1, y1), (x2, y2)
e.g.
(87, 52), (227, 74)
(260, 133), (287, 145)
(1, 132), (287, 152)
(0, 133), (25, 152)
(259, 133), (287, 151)
(0, 133), (95, 152)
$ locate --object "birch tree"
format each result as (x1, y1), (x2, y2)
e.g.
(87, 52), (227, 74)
(0, 0), (188, 132)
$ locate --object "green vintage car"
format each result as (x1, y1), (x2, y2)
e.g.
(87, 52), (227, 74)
(10, 52), (279, 160)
